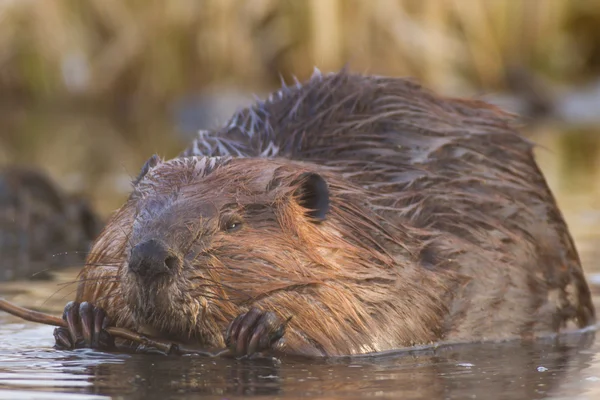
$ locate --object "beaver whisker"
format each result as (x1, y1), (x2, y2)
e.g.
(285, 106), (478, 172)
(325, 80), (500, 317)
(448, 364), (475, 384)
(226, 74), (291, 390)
(55, 278), (119, 291)
(182, 224), (207, 255)
(241, 282), (322, 305)
(81, 257), (126, 266)
(44, 287), (81, 304)
(186, 275), (226, 286)
(187, 291), (240, 304)
(192, 285), (252, 299)
(117, 225), (135, 251)
(51, 280), (82, 291)
(83, 252), (125, 260)
(83, 262), (122, 268)
(27, 268), (54, 279)
(187, 280), (253, 302)
(52, 281), (80, 290)
(187, 275), (247, 290)
(92, 292), (122, 305)
(65, 276), (120, 285)
(42, 278), (121, 305)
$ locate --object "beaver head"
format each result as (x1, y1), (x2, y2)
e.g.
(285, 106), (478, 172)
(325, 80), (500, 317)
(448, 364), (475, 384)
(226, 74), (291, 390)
(87, 151), (454, 356)
(118, 154), (372, 346)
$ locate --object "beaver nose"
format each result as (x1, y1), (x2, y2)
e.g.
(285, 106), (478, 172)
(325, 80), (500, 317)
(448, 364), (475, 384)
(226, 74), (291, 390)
(128, 239), (181, 278)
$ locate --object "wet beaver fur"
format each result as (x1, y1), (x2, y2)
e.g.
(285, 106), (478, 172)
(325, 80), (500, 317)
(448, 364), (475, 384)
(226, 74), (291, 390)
(54, 70), (596, 357)
(0, 166), (101, 281)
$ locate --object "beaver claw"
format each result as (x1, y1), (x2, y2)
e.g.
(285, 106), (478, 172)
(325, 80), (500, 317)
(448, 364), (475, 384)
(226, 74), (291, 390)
(53, 301), (115, 350)
(225, 308), (287, 357)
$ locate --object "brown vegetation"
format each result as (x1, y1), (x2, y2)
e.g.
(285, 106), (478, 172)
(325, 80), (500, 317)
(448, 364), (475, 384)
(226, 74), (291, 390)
(0, 0), (599, 107)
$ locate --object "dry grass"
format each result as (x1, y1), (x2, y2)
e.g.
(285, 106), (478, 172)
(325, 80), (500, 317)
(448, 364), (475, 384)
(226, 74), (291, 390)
(0, 0), (598, 106)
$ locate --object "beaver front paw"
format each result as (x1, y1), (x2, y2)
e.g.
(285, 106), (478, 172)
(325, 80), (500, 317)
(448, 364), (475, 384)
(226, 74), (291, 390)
(53, 301), (115, 351)
(225, 307), (287, 357)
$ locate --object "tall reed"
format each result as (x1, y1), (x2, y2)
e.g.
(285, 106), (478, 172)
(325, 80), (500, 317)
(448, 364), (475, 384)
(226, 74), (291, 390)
(0, 0), (597, 106)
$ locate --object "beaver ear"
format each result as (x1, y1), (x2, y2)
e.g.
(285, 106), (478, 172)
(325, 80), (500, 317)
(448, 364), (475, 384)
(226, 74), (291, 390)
(133, 154), (162, 186)
(292, 172), (330, 222)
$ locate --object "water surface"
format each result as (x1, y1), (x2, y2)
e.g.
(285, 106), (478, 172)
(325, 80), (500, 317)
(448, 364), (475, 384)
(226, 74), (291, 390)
(1, 118), (600, 399)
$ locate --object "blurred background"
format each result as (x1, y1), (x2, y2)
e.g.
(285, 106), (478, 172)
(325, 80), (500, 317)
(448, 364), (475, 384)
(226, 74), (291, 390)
(2, 4), (600, 398)
(1, 0), (600, 271)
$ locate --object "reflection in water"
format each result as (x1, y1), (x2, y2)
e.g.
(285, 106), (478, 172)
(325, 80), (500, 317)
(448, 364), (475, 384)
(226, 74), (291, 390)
(0, 322), (599, 399)
(0, 111), (600, 399)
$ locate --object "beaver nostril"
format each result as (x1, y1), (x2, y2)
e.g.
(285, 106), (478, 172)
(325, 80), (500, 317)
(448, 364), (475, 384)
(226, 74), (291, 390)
(128, 238), (180, 279)
(164, 255), (180, 271)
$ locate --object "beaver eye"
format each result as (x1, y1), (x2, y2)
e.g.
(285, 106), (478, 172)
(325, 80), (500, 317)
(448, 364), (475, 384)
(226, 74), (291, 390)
(224, 219), (243, 233)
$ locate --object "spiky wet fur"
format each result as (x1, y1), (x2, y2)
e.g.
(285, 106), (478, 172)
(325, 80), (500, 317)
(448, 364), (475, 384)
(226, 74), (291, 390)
(76, 69), (595, 357)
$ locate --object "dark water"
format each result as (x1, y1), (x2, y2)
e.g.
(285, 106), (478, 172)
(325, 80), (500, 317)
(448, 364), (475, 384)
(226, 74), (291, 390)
(1, 114), (600, 399)
(1, 312), (600, 400)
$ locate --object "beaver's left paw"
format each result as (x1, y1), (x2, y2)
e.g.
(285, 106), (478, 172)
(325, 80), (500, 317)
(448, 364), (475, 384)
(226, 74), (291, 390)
(225, 307), (287, 357)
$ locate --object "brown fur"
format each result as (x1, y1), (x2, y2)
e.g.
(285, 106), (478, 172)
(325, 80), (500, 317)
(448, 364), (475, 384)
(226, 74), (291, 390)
(75, 70), (595, 357)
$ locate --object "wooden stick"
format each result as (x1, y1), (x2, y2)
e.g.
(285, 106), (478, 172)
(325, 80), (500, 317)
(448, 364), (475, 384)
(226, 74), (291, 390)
(0, 298), (230, 357)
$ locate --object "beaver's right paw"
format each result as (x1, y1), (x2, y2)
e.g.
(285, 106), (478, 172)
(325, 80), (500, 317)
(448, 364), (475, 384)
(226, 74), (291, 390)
(225, 307), (287, 358)
(53, 301), (115, 350)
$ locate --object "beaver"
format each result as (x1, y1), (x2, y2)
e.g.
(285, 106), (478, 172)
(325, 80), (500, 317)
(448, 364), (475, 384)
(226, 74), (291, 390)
(0, 166), (102, 281)
(54, 69), (596, 357)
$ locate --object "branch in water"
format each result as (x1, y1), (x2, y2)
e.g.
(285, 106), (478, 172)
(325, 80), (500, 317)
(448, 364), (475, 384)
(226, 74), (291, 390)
(0, 298), (230, 357)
